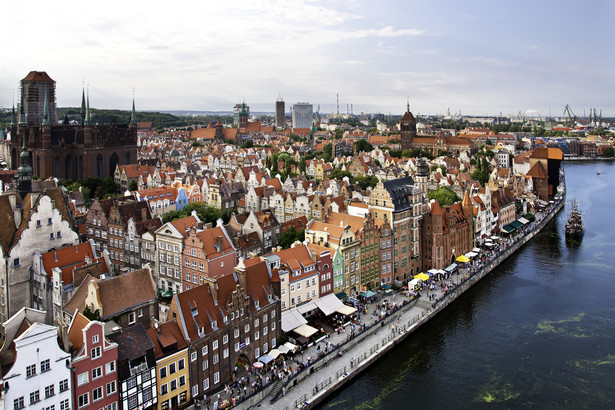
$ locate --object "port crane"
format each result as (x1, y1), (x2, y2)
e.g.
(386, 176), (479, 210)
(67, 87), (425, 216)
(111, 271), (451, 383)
(563, 105), (577, 129)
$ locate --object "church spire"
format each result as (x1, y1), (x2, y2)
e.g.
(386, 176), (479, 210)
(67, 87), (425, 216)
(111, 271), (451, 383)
(130, 94), (137, 125)
(11, 102), (16, 125)
(406, 97), (410, 113)
(85, 89), (91, 125)
(80, 87), (86, 125)
(42, 89), (50, 126)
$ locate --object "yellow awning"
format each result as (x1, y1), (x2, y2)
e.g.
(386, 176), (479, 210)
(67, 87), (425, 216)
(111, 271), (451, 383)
(456, 255), (470, 263)
(414, 272), (430, 282)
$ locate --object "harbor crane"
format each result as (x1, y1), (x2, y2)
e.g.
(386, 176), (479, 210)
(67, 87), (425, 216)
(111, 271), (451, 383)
(563, 105), (577, 129)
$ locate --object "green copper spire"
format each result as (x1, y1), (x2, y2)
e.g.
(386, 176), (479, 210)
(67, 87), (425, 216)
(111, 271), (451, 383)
(20, 132), (28, 160)
(130, 96), (137, 125)
(85, 90), (91, 125)
(11, 103), (16, 125)
(42, 89), (50, 126)
(406, 98), (410, 113)
(80, 88), (86, 125)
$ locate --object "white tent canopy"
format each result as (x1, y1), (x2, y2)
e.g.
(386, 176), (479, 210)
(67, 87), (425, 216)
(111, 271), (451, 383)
(268, 348), (283, 359)
(281, 309), (308, 333)
(335, 305), (357, 316)
(314, 293), (345, 316)
(294, 324), (318, 338)
(465, 251), (479, 258)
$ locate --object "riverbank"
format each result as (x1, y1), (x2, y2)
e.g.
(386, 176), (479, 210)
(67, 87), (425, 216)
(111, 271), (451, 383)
(230, 190), (564, 410)
(218, 189), (565, 409)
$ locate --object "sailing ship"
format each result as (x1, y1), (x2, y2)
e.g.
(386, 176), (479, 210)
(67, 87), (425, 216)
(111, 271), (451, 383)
(565, 199), (583, 239)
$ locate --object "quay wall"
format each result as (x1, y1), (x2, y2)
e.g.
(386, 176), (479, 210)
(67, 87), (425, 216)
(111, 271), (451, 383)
(302, 197), (565, 409)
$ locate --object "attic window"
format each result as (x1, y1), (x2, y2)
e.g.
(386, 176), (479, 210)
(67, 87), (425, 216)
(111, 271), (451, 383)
(255, 300), (260, 308)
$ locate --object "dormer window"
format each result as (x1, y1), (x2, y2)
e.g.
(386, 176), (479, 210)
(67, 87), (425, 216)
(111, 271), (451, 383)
(255, 300), (260, 308)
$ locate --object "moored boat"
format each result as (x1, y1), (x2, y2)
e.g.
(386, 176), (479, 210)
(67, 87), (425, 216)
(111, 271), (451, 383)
(565, 199), (583, 239)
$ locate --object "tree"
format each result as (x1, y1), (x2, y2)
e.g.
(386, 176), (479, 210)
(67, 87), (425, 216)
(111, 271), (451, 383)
(279, 227), (305, 249)
(225, 138), (235, 145)
(355, 139), (374, 153)
(603, 147), (614, 157)
(129, 180), (139, 191)
(388, 137), (401, 144)
(352, 175), (379, 190)
(428, 186), (460, 207)
(323, 143), (333, 162)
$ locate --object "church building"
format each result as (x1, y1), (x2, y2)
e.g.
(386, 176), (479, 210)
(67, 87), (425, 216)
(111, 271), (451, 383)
(8, 71), (138, 180)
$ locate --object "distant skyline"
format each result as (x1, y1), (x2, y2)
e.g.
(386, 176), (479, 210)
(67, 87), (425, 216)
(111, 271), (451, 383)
(1, 0), (614, 117)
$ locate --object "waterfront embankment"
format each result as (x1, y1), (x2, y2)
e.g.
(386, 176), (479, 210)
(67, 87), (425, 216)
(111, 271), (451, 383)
(249, 195), (565, 410)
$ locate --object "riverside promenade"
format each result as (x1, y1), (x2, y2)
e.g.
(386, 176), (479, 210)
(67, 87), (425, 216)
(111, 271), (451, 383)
(218, 191), (565, 410)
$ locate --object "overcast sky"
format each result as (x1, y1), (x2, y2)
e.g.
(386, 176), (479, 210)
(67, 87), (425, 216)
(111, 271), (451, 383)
(1, 0), (614, 117)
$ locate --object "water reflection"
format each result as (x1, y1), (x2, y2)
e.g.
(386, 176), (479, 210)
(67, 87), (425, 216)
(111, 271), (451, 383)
(321, 162), (615, 409)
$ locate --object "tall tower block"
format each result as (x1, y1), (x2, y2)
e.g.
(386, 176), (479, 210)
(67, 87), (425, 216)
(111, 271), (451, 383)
(275, 97), (285, 129)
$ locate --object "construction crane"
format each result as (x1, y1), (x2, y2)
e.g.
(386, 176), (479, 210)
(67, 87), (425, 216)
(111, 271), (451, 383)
(563, 105), (577, 129)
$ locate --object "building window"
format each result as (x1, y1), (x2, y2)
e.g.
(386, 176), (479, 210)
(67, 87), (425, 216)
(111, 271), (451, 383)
(223, 348), (229, 358)
(106, 381), (116, 395)
(91, 346), (101, 359)
(191, 351), (197, 362)
(29, 391), (40, 405)
(169, 363), (176, 374)
(213, 354), (219, 364)
(179, 375), (186, 387)
(92, 366), (102, 379)
(129, 312), (136, 324)
(60, 399), (70, 410)
(13, 397), (25, 410)
(40, 359), (50, 373)
(213, 340), (218, 350)
(202, 360), (208, 370)
(78, 393), (90, 409)
(214, 372), (220, 384)
(160, 384), (168, 395)
(26, 364), (36, 377)
(128, 395), (138, 410)
(59, 379), (69, 392)
(77, 372), (89, 386)
(178, 358), (185, 370)
(160, 367), (167, 378)
(44, 385), (54, 399)
(223, 335), (228, 344)
(105, 361), (116, 374)
(92, 387), (103, 402)
(203, 378), (209, 390)
(202, 345), (208, 355)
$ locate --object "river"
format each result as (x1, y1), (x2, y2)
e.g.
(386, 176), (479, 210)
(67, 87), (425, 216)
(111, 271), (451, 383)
(319, 161), (615, 409)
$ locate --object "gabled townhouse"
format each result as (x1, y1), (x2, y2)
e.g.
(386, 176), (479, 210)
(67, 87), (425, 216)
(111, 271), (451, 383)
(124, 217), (163, 273)
(368, 177), (423, 282)
(182, 225), (236, 290)
(242, 210), (281, 250)
(68, 313), (119, 410)
(305, 221), (360, 297)
(145, 320), (190, 410)
(273, 244), (319, 311)
(0, 188), (79, 323)
(134, 186), (189, 218)
(32, 240), (110, 325)
(1, 323), (72, 410)
(107, 199), (153, 273)
(67, 267), (158, 329)
(305, 243), (334, 298)
(155, 213), (202, 293)
(325, 212), (381, 291)
(168, 259), (281, 400)
(108, 324), (158, 410)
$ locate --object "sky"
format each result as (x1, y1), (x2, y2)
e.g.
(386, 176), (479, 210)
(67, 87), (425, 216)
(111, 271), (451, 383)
(1, 0), (614, 117)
